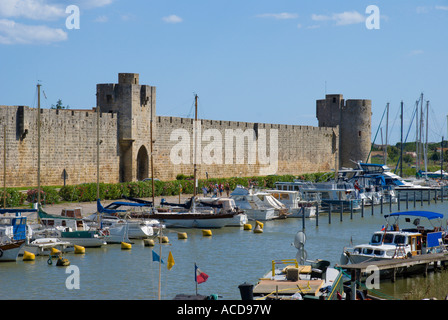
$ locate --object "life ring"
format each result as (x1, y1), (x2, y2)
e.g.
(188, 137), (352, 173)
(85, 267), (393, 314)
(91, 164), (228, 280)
(0, 248), (3, 258)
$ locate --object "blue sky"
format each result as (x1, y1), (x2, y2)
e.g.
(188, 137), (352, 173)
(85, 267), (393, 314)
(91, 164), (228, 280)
(0, 0), (447, 144)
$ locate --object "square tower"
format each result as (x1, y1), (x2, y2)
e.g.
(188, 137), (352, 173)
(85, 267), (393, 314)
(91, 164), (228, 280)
(97, 73), (156, 182)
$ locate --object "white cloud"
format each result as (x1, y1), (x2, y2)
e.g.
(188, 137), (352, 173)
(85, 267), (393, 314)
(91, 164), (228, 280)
(0, 0), (65, 20)
(435, 6), (448, 11)
(0, 18), (67, 44)
(312, 11), (365, 26)
(162, 14), (183, 23)
(256, 13), (298, 20)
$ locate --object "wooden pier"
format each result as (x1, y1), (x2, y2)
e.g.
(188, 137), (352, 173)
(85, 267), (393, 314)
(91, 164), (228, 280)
(338, 253), (448, 299)
(339, 253), (448, 280)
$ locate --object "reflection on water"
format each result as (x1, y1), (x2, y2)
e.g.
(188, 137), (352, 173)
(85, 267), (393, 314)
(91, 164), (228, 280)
(1, 201), (448, 300)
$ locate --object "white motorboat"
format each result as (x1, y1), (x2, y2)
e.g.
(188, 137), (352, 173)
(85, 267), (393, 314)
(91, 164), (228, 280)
(23, 237), (74, 256)
(230, 187), (289, 221)
(86, 213), (153, 239)
(196, 197), (248, 226)
(37, 207), (106, 248)
(266, 189), (316, 218)
(341, 211), (447, 269)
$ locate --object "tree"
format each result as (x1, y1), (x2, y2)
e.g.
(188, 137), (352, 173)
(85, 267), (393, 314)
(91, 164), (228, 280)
(51, 99), (69, 109)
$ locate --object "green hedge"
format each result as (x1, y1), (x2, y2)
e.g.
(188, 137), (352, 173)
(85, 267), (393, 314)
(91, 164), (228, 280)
(1, 172), (332, 207)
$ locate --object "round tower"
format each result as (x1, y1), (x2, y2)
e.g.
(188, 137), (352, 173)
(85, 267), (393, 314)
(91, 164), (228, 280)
(339, 99), (371, 168)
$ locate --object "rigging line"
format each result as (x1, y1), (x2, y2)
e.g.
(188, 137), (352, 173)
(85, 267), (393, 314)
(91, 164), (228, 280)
(366, 103), (387, 162)
(394, 106), (417, 174)
(387, 102), (401, 143)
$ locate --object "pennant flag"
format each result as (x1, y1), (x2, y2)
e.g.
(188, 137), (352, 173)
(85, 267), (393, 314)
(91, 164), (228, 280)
(195, 263), (209, 284)
(152, 250), (164, 264)
(167, 251), (175, 270)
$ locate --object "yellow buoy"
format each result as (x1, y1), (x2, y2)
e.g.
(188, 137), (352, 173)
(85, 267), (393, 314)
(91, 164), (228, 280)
(144, 239), (155, 246)
(202, 229), (212, 237)
(177, 232), (188, 240)
(56, 257), (70, 267)
(74, 245), (85, 254)
(243, 223), (252, 230)
(255, 221), (264, 229)
(51, 247), (61, 256)
(254, 224), (263, 234)
(121, 242), (132, 250)
(158, 236), (169, 243)
(23, 251), (35, 261)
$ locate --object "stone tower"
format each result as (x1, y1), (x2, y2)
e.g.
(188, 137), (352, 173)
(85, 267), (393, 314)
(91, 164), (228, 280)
(96, 73), (156, 182)
(316, 94), (371, 169)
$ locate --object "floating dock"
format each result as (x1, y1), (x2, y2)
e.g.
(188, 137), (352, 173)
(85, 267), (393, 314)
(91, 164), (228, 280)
(338, 252), (448, 282)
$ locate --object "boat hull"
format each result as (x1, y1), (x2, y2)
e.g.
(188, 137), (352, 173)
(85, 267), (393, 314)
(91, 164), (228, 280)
(61, 231), (106, 247)
(0, 240), (26, 262)
(288, 206), (316, 218)
(244, 208), (276, 221)
(152, 213), (236, 228)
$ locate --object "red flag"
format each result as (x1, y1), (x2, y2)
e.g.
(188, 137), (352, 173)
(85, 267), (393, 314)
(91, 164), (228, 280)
(195, 263), (209, 284)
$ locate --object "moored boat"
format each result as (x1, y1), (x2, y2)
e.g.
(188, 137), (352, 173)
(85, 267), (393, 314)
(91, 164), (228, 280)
(0, 208), (35, 262)
(340, 211), (447, 275)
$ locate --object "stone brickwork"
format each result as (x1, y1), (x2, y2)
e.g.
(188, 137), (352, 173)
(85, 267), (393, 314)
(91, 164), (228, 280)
(316, 94), (372, 169)
(0, 73), (371, 188)
(0, 105), (119, 187)
(154, 116), (338, 181)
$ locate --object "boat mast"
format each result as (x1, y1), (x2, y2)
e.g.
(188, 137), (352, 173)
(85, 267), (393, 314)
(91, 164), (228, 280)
(3, 124), (5, 208)
(193, 94), (198, 198)
(400, 101), (403, 177)
(151, 87), (155, 206)
(424, 100), (429, 178)
(37, 84), (41, 207)
(385, 102), (389, 165)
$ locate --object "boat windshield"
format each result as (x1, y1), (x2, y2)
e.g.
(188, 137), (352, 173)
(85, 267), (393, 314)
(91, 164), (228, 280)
(370, 233), (395, 244)
(394, 235), (406, 245)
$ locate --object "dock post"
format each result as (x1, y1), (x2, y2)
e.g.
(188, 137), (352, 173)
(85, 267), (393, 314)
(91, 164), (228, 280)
(435, 189), (437, 204)
(389, 194), (392, 211)
(361, 199), (364, 218)
(397, 193), (400, 211)
(302, 207), (305, 230)
(421, 190), (423, 206)
(406, 193), (409, 209)
(391, 269), (396, 283)
(371, 199), (374, 216)
(315, 203), (319, 227)
(350, 269), (357, 300)
(329, 204), (333, 224)
(380, 196), (383, 214)
(340, 203), (343, 222)
(414, 191), (416, 207)
(350, 200), (353, 220)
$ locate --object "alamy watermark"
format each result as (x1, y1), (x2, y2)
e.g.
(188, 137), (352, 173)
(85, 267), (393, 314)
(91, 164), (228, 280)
(170, 121), (279, 175)
(66, 5), (80, 30)
(365, 5), (380, 30)
(65, 265), (80, 290)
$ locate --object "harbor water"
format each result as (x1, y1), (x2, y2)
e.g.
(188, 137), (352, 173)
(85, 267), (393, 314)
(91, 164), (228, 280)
(1, 200), (448, 300)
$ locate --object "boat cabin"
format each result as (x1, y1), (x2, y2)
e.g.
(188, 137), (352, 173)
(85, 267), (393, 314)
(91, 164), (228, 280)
(368, 231), (422, 256)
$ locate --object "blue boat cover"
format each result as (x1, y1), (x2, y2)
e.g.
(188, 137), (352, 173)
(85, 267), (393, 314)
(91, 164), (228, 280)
(385, 211), (443, 220)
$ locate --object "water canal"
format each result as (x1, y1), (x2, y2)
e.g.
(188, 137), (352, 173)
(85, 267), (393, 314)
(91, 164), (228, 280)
(1, 199), (448, 300)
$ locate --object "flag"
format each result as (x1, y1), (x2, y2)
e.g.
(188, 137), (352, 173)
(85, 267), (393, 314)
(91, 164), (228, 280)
(381, 225), (385, 231)
(167, 251), (175, 270)
(152, 250), (164, 264)
(195, 263), (209, 284)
